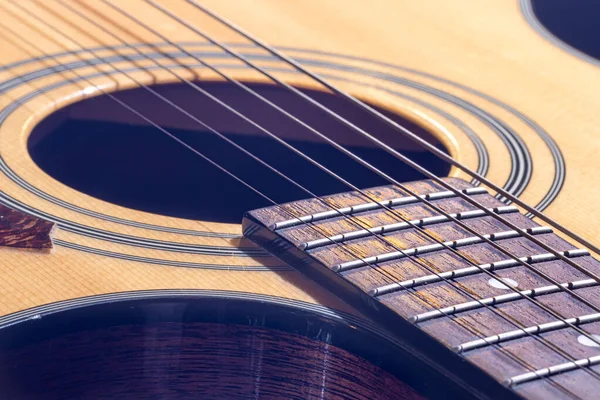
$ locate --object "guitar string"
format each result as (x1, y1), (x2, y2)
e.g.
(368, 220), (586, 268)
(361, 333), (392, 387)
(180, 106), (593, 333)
(176, 0), (600, 326)
(5, 6), (600, 394)
(0, 21), (584, 400)
(147, 0), (600, 291)
(92, 0), (600, 387)
(104, 0), (600, 388)
(186, 0), (600, 260)
(9, 0), (600, 388)
(0, 0), (596, 390)
(0, 3), (588, 394)
(10, 1), (599, 390)
(117, 0), (600, 350)
(58, 0), (600, 362)
(0, 13), (577, 398)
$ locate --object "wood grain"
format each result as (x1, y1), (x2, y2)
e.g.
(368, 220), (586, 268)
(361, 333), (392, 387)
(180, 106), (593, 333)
(245, 177), (600, 399)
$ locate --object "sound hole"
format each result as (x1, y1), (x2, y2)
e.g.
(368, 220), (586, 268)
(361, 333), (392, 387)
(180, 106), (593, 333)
(0, 297), (424, 399)
(531, 0), (600, 61)
(29, 81), (450, 223)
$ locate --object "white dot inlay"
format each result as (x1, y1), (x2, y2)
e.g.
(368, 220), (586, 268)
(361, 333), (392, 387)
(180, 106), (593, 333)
(488, 277), (519, 290)
(578, 334), (600, 348)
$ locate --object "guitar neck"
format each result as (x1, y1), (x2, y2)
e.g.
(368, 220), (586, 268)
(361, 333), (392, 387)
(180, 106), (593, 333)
(244, 177), (600, 399)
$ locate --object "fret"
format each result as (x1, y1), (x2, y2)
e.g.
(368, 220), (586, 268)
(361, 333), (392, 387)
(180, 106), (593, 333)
(344, 229), (600, 295)
(415, 289), (600, 399)
(301, 206), (518, 250)
(412, 279), (600, 349)
(410, 279), (599, 324)
(507, 355), (600, 387)
(415, 292), (600, 382)
(455, 312), (600, 353)
(334, 227), (553, 272)
(371, 249), (590, 296)
(271, 187), (487, 230)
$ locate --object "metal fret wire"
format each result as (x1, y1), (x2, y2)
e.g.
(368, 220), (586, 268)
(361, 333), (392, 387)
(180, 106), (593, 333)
(1, 5), (573, 395)
(13, 3), (580, 390)
(136, 0), (600, 353)
(4, 0), (597, 392)
(187, 0), (600, 260)
(86, 0), (600, 374)
(456, 312), (600, 354)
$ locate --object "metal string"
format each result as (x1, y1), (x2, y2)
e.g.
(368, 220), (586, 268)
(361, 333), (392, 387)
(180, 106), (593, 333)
(0, 7), (574, 395)
(10, 32), (590, 400)
(0, 4), (584, 393)
(100, 0), (600, 385)
(10, 2), (600, 390)
(186, 0), (600, 259)
(11, 0), (600, 388)
(150, 0), (600, 290)
(107, 0), (600, 387)
(70, 0), (600, 357)
(126, 0), (600, 349)
(171, 1), (600, 339)
(3, 0), (596, 394)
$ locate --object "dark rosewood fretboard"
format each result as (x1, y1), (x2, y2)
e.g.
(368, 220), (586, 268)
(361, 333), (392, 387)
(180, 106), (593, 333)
(244, 178), (600, 400)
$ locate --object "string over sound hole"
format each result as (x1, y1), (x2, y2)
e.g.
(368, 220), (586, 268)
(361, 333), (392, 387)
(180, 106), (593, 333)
(29, 81), (449, 223)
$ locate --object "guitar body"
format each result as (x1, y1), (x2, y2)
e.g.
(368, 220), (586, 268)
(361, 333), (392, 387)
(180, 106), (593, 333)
(0, 1), (599, 399)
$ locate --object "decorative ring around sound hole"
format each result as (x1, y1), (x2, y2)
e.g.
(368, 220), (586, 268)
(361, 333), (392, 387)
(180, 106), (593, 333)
(0, 44), (563, 263)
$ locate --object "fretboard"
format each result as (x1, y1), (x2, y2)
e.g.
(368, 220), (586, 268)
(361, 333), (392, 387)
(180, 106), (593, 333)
(243, 178), (600, 400)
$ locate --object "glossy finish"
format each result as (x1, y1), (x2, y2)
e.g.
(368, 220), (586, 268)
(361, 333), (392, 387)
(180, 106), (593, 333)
(0, 293), (425, 399)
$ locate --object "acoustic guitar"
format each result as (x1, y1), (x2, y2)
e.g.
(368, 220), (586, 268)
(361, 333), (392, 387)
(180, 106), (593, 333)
(0, 1), (598, 399)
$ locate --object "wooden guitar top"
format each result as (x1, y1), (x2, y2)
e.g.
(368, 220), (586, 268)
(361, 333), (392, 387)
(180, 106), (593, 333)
(0, 1), (598, 398)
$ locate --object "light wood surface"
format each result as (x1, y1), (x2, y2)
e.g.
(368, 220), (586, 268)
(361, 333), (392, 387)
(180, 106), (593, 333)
(0, 0), (597, 350)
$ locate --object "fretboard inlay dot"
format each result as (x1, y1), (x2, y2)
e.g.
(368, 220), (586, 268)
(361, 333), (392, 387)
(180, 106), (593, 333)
(578, 334), (600, 348)
(489, 277), (519, 290)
